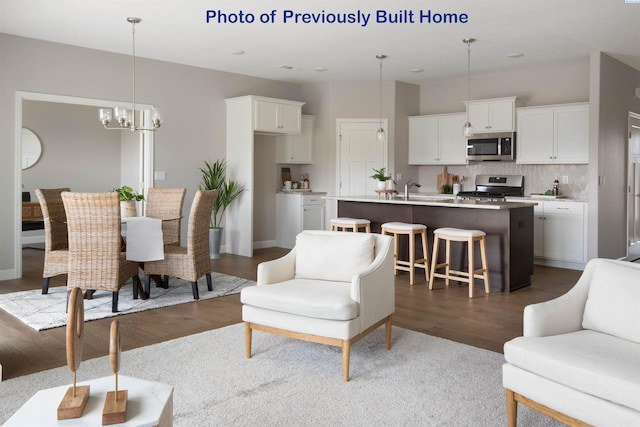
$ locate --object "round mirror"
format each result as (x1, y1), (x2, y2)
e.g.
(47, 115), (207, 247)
(21, 128), (42, 170)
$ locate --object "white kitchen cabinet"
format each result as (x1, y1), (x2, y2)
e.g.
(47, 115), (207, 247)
(276, 192), (326, 249)
(408, 113), (467, 165)
(226, 95), (306, 257)
(276, 115), (314, 163)
(466, 97), (525, 133)
(533, 200), (587, 269)
(254, 98), (303, 134)
(517, 103), (589, 164)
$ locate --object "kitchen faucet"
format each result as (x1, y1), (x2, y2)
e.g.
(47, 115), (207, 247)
(404, 180), (421, 199)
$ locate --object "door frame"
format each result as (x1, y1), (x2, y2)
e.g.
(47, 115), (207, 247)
(335, 118), (388, 196)
(13, 91), (155, 279)
(627, 111), (640, 260)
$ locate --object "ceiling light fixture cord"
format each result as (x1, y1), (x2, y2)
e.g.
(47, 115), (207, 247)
(463, 38), (475, 137)
(376, 54), (386, 142)
(131, 18), (137, 131)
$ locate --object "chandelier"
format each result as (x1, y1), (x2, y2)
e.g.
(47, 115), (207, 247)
(463, 38), (475, 137)
(99, 17), (162, 132)
(376, 54), (387, 142)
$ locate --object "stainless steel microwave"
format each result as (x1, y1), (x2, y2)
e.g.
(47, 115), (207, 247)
(466, 132), (516, 161)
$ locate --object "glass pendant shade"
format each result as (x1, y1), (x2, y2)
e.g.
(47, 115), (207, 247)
(376, 127), (385, 141)
(463, 121), (473, 137)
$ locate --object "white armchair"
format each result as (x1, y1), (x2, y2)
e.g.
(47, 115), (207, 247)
(241, 230), (394, 381)
(503, 258), (640, 426)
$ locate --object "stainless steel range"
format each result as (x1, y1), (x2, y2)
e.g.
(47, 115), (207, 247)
(457, 175), (524, 202)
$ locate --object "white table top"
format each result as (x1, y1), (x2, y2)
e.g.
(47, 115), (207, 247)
(3, 375), (173, 427)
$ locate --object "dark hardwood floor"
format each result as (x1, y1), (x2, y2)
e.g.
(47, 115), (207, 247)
(0, 246), (582, 380)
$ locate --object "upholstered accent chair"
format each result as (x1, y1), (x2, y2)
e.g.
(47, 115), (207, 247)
(143, 190), (218, 300)
(35, 188), (70, 294)
(61, 191), (141, 312)
(503, 258), (640, 426)
(241, 230), (395, 381)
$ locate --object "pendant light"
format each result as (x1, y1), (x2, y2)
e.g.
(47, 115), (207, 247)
(376, 54), (387, 142)
(99, 17), (162, 132)
(463, 38), (475, 137)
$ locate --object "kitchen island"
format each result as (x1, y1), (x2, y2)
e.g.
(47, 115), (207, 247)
(324, 195), (535, 292)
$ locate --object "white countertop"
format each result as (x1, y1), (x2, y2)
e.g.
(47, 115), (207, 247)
(277, 190), (327, 195)
(323, 194), (536, 210)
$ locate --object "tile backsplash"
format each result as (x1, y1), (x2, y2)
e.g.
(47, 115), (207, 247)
(417, 163), (588, 200)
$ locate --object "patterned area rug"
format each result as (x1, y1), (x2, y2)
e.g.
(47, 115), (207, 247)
(0, 272), (255, 331)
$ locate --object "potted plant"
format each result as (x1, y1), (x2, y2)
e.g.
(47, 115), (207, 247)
(111, 185), (145, 218)
(370, 167), (392, 191)
(199, 159), (245, 259)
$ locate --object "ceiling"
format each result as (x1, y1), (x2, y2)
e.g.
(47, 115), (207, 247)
(1, 0), (639, 84)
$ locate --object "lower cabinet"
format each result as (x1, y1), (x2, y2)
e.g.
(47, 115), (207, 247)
(276, 193), (326, 249)
(533, 200), (587, 269)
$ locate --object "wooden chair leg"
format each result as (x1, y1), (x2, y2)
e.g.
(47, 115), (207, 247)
(244, 322), (252, 358)
(444, 239), (451, 287)
(206, 273), (213, 291)
(429, 236), (440, 289)
(144, 275), (151, 296)
(191, 281), (200, 300)
(480, 237), (490, 293)
(133, 277), (139, 299)
(421, 230), (429, 277)
(342, 340), (351, 382)
(468, 238), (475, 298)
(42, 277), (51, 294)
(506, 389), (518, 427)
(409, 231), (416, 285)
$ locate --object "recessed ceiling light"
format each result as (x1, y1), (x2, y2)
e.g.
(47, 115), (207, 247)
(314, 67), (327, 72)
(230, 50), (245, 55)
(278, 65), (300, 71)
(507, 53), (524, 58)
(410, 68), (425, 73)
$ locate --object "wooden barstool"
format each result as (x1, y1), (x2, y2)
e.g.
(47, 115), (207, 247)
(429, 227), (490, 298)
(330, 218), (371, 233)
(381, 222), (429, 285)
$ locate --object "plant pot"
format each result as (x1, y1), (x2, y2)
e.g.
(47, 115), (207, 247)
(120, 200), (137, 218)
(209, 228), (223, 259)
(376, 181), (387, 191)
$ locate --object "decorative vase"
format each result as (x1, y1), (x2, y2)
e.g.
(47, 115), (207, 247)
(209, 228), (223, 259)
(120, 200), (137, 218)
(376, 181), (387, 191)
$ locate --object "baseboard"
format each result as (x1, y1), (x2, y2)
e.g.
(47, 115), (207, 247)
(534, 258), (585, 271)
(21, 235), (45, 245)
(253, 239), (277, 250)
(0, 268), (18, 281)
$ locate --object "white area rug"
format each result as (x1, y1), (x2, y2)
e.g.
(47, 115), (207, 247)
(0, 273), (254, 331)
(0, 324), (562, 426)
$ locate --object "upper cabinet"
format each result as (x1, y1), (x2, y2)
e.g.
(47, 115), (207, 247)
(254, 97), (304, 134)
(516, 102), (589, 164)
(409, 113), (468, 165)
(466, 97), (526, 133)
(276, 115), (315, 164)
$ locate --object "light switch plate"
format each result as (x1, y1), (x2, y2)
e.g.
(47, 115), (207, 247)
(154, 171), (166, 181)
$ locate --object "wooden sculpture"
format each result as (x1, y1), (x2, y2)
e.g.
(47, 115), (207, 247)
(57, 287), (90, 420)
(102, 320), (128, 425)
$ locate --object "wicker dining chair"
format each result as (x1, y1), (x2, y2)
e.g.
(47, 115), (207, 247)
(61, 191), (141, 312)
(145, 187), (186, 246)
(35, 188), (70, 294)
(143, 190), (218, 300)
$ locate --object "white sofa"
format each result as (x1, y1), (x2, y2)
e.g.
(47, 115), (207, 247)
(241, 230), (394, 381)
(503, 258), (640, 426)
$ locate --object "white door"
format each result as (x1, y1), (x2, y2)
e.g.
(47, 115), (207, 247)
(337, 119), (387, 197)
